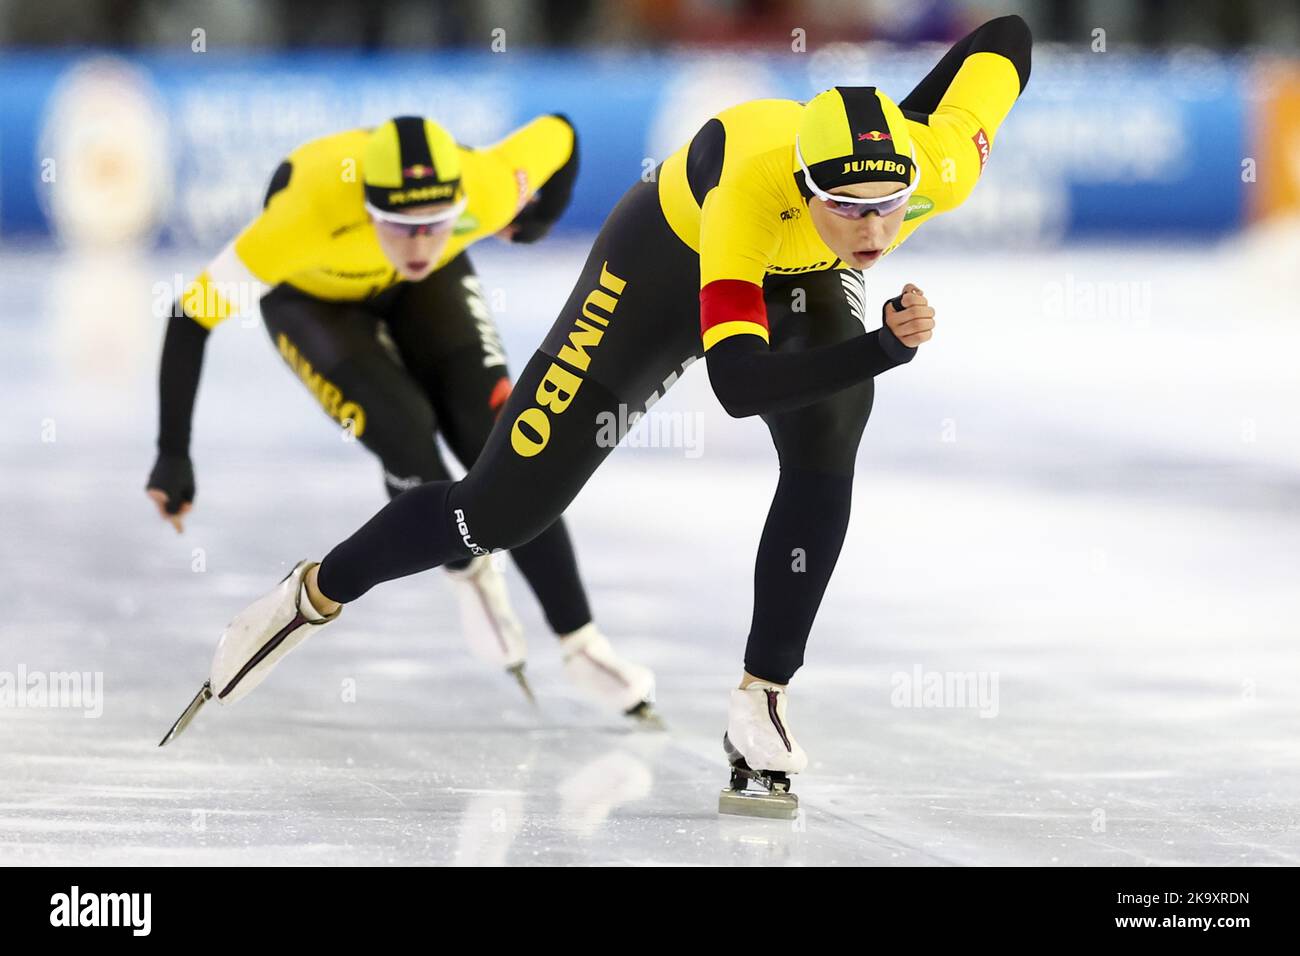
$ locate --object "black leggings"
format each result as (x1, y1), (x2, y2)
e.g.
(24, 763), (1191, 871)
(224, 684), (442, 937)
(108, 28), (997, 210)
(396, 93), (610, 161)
(318, 183), (874, 682)
(261, 255), (592, 635)
(261, 256), (514, 500)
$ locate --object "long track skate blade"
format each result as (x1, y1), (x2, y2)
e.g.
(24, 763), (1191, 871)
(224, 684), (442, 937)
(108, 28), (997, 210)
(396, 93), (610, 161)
(158, 681), (213, 747)
(718, 787), (800, 820)
(507, 664), (538, 709)
(625, 700), (667, 730)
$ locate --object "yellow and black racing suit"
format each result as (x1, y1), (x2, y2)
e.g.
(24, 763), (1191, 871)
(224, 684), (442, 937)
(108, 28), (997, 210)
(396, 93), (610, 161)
(150, 115), (596, 634)
(317, 16), (1032, 683)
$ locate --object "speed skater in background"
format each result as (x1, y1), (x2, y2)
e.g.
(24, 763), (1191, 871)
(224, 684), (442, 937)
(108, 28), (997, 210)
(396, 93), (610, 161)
(147, 113), (657, 720)
(166, 16), (1032, 816)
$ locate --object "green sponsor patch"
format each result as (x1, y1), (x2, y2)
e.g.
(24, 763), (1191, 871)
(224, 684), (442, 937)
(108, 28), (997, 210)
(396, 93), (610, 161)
(453, 213), (480, 235)
(903, 195), (934, 221)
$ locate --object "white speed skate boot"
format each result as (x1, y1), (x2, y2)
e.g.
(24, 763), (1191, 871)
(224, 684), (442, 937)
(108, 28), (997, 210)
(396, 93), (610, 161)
(718, 681), (807, 819)
(158, 560), (339, 746)
(559, 623), (662, 727)
(444, 554), (533, 705)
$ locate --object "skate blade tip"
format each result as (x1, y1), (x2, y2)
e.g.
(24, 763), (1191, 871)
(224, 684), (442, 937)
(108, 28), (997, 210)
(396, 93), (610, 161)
(158, 680), (213, 747)
(625, 701), (667, 730)
(506, 664), (539, 708)
(718, 789), (800, 820)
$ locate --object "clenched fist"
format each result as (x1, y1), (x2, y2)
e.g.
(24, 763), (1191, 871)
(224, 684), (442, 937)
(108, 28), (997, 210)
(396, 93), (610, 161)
(884, 283), (936, 349)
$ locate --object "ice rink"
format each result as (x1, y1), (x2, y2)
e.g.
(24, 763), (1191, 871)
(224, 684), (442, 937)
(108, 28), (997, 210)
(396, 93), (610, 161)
(3, 234), (1299, 865)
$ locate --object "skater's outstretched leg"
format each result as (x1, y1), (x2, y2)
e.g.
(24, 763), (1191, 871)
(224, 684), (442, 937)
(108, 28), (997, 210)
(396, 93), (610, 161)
(308, 350), (659, 717)
(242, 179), (701, 718)
(212, 351), (649, 722)
(313, 350), (615, 604)
(387, 255), (594, 634)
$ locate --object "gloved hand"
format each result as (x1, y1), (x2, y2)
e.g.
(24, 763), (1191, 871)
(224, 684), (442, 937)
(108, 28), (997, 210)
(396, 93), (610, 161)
(880, 283), (933, 362)
(146, 452), (196, 533)
(506, 113), (579, 244)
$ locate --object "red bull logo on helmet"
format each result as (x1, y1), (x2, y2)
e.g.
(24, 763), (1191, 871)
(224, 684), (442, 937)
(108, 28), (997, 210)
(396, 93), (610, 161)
(857, 130), (892, 142)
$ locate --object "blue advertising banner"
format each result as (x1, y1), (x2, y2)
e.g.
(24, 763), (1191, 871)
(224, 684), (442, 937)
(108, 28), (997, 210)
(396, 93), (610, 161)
(0, 48), (1248, 246)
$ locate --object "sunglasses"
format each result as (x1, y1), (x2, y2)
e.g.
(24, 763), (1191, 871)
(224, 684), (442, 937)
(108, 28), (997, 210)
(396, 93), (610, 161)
(366, 196), (467, 237)
(795, 136), (921, 219)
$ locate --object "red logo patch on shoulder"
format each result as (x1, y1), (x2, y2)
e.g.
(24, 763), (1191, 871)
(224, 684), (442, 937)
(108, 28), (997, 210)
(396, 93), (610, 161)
(971, 128), (990, 175)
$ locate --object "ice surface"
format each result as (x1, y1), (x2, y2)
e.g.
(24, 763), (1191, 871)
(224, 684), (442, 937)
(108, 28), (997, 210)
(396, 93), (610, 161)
(2, 237), (1298, 865)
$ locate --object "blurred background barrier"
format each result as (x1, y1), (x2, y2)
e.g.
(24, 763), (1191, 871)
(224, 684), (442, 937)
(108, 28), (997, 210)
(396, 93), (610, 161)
(0, 11), (1297, 250)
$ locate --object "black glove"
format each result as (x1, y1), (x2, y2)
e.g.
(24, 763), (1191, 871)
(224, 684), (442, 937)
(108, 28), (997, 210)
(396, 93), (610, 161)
(147, 453), (196, 514)
(879, 293), (919, 365)
(508, 113), (579, 244)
